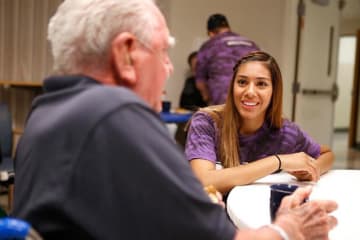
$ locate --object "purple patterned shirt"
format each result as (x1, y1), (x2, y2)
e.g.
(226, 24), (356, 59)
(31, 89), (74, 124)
(185, 111), (321, 164)
(196, 31), (259, 105)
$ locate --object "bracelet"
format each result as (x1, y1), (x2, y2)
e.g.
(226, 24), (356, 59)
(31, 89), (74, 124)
(267, 224), (290, 240)
(274, 154), (282, 171)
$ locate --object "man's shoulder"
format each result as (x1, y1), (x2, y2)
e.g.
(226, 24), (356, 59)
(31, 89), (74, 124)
(198, 31), (258, 54)
(221, 32), (259, 49)
(85, 83), (142, 106)
(76, 84), (155, 128)
(37, 75), (153, 128)
(199, 32), (229, 50)
(73, 79), (148, 115)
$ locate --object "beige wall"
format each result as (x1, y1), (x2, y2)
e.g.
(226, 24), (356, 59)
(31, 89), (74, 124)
(0, 0), (62, 132)
(158, 0), (296, 117)
(0, 0), (62, 82)
(339, 0), (360, 143)
(1, 0), (358, 142)
(335, 36), (356, 129)
(335, 63), (355, 128)
(0, 0), (298, 120)
(0, 0), (309, 136)
(338, 1), (360, 142)
(160, 0), (360, 144)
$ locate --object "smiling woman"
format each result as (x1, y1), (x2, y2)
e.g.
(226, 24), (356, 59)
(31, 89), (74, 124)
(233, 60), (273, 134)
(184, 51), (334, 194)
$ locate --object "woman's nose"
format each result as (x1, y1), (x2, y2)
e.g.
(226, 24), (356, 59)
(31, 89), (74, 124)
(245, 83), (255, 96)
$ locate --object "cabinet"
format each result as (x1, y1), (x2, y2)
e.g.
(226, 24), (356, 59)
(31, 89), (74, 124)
(0, 81), (43, 152)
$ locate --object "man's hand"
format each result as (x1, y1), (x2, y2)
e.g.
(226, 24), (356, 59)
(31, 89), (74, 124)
(274, 186), (338, 240)
(204, 185), (225, 208)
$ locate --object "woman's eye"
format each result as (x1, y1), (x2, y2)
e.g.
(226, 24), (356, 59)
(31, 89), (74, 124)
(237, 79), (247, 86)
(257, 81), (268, 87)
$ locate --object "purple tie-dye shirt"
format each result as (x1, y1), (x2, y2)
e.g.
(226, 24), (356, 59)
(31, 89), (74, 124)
(185, 111), (321, 164)
(196, 31), (259, 105)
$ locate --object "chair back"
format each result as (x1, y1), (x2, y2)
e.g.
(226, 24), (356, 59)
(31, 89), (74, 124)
(0, 217), (43, 239)
(0, 103), (12, 160)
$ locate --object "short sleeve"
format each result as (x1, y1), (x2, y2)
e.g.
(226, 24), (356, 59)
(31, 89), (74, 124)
(284, 120), (321, 158)
(185, 111), (218, 163)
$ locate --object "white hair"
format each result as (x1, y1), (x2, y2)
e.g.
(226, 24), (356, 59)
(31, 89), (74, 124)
(48, 0), (158, 74)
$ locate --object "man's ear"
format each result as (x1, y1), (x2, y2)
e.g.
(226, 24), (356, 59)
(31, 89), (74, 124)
(208, 31), (215, 38)
(111, 32), (137, 86)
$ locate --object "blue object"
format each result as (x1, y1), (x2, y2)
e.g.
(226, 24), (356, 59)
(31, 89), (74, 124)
(0, 218), (30, 239)
(161, 101), (171, 113)
(160, 112), (192, 123)
(270, 184), (299, 221)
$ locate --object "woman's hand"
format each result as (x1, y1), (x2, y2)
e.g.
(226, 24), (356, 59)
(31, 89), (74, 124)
(289, 170), (314, 181)
(279, 152), (320, 181)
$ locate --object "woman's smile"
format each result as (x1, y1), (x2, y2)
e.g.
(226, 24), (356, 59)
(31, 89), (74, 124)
(240, 100), (260, 110)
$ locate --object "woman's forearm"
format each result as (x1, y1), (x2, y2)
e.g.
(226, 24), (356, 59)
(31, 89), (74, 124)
(316, 145), (334, 175)
(190, 157), (280, 194)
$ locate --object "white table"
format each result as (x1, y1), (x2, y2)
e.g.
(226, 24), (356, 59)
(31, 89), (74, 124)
(226, 170), (360, 240)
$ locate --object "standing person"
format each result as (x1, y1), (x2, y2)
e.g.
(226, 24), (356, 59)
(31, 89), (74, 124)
(186, 51), (334, 194)
(196, 13), (260, 105)
(12, 1), (337, 240)
(179, 51), (207, 111)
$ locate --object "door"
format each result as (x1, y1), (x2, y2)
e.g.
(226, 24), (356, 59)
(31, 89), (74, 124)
(292, 0), (340, 146)
(349, 30), (360, 148)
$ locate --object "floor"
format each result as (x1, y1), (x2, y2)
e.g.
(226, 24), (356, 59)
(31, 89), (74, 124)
(332, 131), (360, 169)
(0, 131), (359, 214)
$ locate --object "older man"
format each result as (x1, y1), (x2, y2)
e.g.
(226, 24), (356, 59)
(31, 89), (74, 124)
(12, 0), (336, 239)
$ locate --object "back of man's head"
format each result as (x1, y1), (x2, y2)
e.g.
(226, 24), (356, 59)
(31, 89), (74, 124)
(207, 13), (230, 33)
(47, 0), (156, 75)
